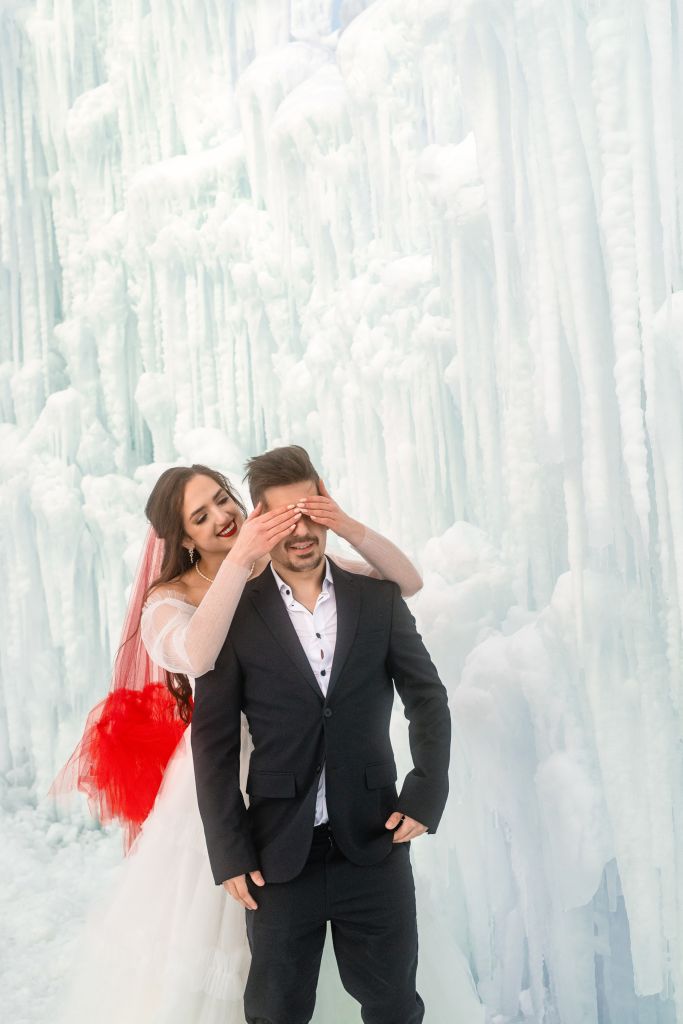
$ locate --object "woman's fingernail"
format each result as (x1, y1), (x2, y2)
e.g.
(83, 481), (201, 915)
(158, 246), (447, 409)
(287, 504), (296, 509)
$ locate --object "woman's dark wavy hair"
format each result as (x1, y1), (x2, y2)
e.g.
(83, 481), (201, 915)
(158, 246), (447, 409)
(142, 464), (247, 721)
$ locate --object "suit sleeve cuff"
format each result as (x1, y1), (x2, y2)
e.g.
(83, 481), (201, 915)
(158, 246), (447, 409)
(205, 832), (259, 886)
(397, 774), (449, 834)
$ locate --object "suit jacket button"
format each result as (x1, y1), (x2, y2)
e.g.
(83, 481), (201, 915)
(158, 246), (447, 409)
(323, 708), (333, 718)
(316, 764), (322, 772)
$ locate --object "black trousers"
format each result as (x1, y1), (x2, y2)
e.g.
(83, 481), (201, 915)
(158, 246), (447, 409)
(244, 825), (425, 1024)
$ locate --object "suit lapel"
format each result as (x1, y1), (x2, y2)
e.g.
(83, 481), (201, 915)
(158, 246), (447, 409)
(327, 560), (361, 699)
(248, 569), (323, 702)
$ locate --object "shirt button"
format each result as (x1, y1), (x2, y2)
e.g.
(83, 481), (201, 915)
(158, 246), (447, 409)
(316, 633), (321, 639)
(316, 764), (322, 773)
(323, 708), (333, 718)
(320, 669), (326, 677)
(286, 589), (290, 595)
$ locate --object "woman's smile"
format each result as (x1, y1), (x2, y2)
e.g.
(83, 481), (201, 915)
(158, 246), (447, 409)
(217, 519), (238, 538)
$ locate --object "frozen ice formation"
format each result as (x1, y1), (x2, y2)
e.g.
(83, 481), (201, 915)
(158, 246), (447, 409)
(2, 1), (683, 1021)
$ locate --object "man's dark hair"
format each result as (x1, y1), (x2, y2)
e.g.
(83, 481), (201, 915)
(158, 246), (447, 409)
(244, 444), (320, 507)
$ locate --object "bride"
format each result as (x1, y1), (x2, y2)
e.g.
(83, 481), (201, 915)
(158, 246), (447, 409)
(57, 458), (422, 1023)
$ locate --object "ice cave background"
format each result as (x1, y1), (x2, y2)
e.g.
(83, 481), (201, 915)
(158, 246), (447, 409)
(2, 0), (683, 1021)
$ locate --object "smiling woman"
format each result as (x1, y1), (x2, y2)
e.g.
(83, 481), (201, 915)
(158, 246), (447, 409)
(144, 465), (249, 597)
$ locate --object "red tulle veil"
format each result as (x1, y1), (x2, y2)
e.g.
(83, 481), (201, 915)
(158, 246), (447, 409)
(52, 527), (189, 851)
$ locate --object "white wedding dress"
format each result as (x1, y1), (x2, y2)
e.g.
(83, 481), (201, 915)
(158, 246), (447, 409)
(61, 722), (251, 1023)
(59, 535), (423, 1023)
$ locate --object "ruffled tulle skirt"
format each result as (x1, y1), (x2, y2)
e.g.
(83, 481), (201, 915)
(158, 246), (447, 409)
(59, 725), (250, 1024)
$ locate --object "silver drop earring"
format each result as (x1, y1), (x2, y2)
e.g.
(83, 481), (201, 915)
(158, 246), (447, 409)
(188, 546), (195, 564)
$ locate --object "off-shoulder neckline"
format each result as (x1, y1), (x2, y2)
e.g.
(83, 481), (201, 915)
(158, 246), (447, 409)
(144, 588), (200, 610)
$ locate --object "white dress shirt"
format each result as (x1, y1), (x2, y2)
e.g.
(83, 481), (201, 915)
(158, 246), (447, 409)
(271, 559), (337, 825)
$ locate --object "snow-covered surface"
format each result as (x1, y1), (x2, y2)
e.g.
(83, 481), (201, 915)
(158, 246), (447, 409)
(2, 0), (683, 1021)
(0, 806), (122, 1024)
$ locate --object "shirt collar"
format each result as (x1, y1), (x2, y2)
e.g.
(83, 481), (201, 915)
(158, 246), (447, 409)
(270, 557), (334, 603)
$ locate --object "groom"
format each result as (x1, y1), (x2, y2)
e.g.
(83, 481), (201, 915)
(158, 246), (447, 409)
(192, 445), (451, 1024)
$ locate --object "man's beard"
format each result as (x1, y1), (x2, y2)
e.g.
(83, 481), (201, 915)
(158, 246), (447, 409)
(281, 537), (324, 573)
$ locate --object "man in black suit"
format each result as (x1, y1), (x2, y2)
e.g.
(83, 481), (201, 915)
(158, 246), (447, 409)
(192, 445), (451, 1024)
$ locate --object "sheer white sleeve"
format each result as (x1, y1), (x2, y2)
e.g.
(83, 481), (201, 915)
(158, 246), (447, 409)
(140, 596), (198, 676)
(330, 526), (423, 597)
(140, 557), (252, 677)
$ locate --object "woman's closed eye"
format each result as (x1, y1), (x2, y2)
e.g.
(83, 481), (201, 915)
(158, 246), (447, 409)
(195, 496), (229, 524)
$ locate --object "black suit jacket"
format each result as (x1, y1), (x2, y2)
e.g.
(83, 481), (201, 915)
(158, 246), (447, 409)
(191, 560), (451, 885)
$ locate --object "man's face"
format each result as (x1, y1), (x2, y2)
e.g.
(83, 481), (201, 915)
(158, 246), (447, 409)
(263, 479), (327, 574)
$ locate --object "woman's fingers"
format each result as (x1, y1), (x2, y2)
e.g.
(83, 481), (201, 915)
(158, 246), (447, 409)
(260, 518), (301, 551)
(296, 496), (334, 510)
(298, 509), (335, 521)
(296, 491), (355, 541)
(234, 506), (301, 561)
(297, 501), (336, 517)
(246, 502), (263, 520)
(299, 512), (333, 524)
(258, 501), (296, 520)
(265, 513), (301, 533)
(248, 507), (300, 540)
(266, 523), (298, 545)
(298, 507), (337, 527)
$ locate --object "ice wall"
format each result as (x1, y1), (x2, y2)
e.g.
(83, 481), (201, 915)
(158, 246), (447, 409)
(2, 0), (683, 1021)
